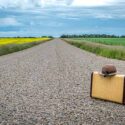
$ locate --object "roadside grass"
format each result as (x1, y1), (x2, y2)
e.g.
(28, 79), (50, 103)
(0, 38), (52, 56)
(63, 39), (125, 60)
(69, 38), (125, 46)
(85, 38), (125, 46)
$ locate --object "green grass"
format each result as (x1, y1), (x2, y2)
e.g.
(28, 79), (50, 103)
(64, 38), (125, 60)
(0, 38), (52, 56)
(68, 38), (125, 46)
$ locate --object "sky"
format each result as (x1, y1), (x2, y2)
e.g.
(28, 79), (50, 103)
(0, 0), (125, 37)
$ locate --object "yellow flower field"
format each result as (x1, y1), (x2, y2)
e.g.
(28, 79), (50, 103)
(0, 37), (50, 45)
(0, 37), (52, 56)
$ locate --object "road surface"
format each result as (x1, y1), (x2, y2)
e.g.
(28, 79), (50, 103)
(0, 39), (125, 125)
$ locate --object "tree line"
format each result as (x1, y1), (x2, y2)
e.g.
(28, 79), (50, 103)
(0, 36), (54, 38)
(60, 34), (125, 38)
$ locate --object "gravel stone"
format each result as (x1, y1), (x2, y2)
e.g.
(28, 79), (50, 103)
(0, 39), (125, 125)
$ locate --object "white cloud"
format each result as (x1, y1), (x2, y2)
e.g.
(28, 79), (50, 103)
(0, 17), (21, 26)
(0, 0), (123, 9)
(71, 0), (116, 7)
(0, 0), (37, 9)
(95, 14), (113, 19)
(37, 0), (73, 7)
(0, 0), (125, 21)
(0, 0), (73, 9)
(0, 0), (124, 9)
(40, 0), (66, 7)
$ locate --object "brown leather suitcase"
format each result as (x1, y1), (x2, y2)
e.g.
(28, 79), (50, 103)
(90, 72), (125, 104)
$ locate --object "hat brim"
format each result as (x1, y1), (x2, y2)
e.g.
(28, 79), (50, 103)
(100, 72), (117, 77)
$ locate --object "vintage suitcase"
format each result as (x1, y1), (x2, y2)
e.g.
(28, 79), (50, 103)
(90, 72), (125, 104)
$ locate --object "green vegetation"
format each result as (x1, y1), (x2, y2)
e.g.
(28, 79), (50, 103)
(0, 37), (52, 56)
(64, 38), (125, 60)
(65, 37), (125, 46)
(77, 38), (125, 46)
(60, 34), (125, 38)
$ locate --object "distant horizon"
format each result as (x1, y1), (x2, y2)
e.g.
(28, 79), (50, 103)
(0, 0), (125, 37)
(0, 33), (125, 38)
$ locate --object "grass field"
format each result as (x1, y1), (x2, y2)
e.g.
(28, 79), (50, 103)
(84, 38), (125, 46)
(64, 38), (125, 60)
(0, 37), (51, 56)
(68, 38), (125, 46)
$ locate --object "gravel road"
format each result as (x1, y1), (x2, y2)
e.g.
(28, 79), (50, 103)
(0, 39), (125, 125)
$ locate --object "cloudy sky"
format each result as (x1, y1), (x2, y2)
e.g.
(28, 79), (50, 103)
(0, 0), (125, 37)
